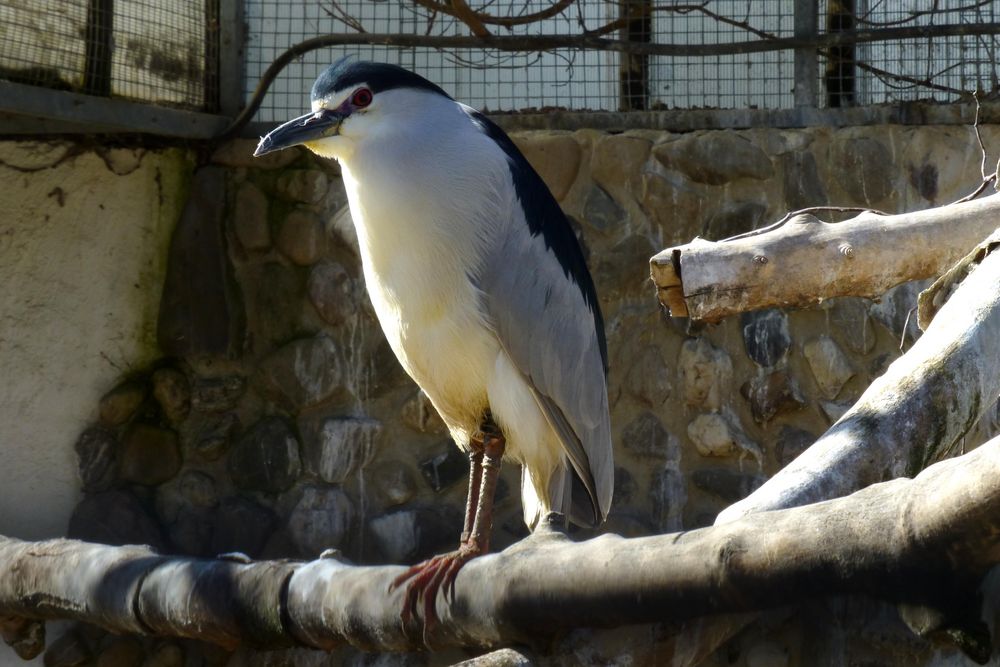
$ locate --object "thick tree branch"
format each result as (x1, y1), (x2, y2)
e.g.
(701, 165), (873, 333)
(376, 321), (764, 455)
(3, 436), (1000, 656)
(650, 194), (1000, 321)
(718, 228), (1000, 523)
(5, 241), (1000, 657)
(661, 228), (1000, 664)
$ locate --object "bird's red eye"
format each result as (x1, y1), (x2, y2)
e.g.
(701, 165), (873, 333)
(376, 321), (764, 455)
(352, 88), (372, 108)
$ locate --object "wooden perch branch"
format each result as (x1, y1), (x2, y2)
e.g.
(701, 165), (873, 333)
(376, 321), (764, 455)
(718, 233), (1000, 523)
(3, 434), (1000, 657)
(3, 212), (999, 664)
(650, 193), (1000, 322)
(653, 233), (1000, 665)
(7, 232), (1000, 657)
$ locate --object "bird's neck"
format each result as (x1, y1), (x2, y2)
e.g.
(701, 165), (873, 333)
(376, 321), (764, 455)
(340, 123), (508, 244)
(338, 126), (510, 314)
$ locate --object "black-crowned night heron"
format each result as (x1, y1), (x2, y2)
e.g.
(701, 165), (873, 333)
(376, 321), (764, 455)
(255, 58), (612, 630)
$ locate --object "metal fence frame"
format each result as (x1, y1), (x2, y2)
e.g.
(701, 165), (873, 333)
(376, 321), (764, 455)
(0, 0), (244, 138)
(0, 0), (998, 138)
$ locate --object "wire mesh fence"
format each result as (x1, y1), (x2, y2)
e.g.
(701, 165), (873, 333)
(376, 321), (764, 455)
(856, 1), (998, 106)
(0, 1), (998, 128)
(244, 0), (803, 120)
(244, 1), (621, 119)
(819, 0), (999, 108)
(648, 1), (795, 110)
(0, 0), (218, 111)
(244, 0), (1000, 124)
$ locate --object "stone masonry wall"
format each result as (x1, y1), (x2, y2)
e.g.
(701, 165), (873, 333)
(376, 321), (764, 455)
(0, 143), (191, 548)
(41, 124), (1000, 667)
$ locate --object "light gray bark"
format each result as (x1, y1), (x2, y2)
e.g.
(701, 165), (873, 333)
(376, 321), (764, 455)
(718, 231), (1000, 523)
(649, 194), (1000, 322)
(678, 230), (1000, 667)
(1, 435), (1000, 659)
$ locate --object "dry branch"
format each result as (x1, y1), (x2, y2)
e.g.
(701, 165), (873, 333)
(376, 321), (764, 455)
(650, 193), (1000, 322)
(718, 232), (1000, 523)
(665, 227), (1000, 665)
(4, 435), (1000, 657)
(410, 0), (574, 29)
(5, 207), (999, 666)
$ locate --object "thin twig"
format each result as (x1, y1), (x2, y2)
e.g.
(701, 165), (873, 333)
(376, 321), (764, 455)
(848, 57), (970, 97)
(853, 0), (994, 28)
(974, 92), (988, 182)
(214, 24), (1000, 142)
(410, 0), (575, 30)
(900, 306), (915, 352)
(950, 93), (1000, 205)
(320, 0), (367, 34)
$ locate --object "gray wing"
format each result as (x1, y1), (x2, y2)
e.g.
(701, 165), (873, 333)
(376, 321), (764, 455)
(477, 213), (613, 527)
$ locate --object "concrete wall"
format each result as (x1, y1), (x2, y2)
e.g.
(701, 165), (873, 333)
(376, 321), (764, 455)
(0, 143), (192, 540)
(1, 123), (999, 665)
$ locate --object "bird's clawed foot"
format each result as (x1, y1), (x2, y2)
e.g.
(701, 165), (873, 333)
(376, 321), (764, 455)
(389, 540), (483, 644)
(389, 411), (505, 646)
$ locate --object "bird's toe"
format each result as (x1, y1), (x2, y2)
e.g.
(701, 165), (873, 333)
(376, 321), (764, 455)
(390, 545), (483, 644)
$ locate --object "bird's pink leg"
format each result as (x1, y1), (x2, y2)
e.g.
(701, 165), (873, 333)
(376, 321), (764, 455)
(390, 416), (505, 642)
(460, 445), (485, 545)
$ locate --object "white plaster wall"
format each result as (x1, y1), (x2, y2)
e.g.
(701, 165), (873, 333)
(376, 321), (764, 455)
(0, 142), (190, 541)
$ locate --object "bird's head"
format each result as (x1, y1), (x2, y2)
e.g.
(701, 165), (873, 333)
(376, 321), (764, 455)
(254, 58), (452, 162)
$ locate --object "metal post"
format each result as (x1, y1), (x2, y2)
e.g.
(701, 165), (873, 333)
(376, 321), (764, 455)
(217, 0), (246, 117)
(793, 0), (818, 108)
(824, 0), (856, 107)
(83, 0), (113, 97)
(619, 0), (650, 111)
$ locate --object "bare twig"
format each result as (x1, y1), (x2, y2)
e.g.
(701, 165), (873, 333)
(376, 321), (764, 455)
(410, 0), (575, 30)
(951, 93), (999, 205)
(854, 0), (995, 28)
(900, 306), (915, 352)
(320, 1), (367, 34)
(588, 2), (713, 38)
(850, 57), (970, 97)
(975, 92), (989, 182)
(214, 23), (1000, 142)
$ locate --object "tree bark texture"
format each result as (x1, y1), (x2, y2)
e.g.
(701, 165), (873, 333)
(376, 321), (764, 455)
(718, 234), (1000, 523)
(653, 222), (1000, 665)
(2, 434), (1000, 656)
(649, 194), (1000, 322)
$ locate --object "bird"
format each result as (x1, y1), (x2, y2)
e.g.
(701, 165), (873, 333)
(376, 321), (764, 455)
(255, 58), (612, 633)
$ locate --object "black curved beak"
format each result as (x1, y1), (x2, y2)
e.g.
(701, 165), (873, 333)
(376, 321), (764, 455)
(254, 109), (346, 156)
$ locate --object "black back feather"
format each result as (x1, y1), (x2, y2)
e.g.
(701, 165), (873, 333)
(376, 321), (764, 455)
(465, 109), (608, 375)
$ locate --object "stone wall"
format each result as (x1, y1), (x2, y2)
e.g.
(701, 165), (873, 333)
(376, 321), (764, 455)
(0, 143), (192, 545)
(12, 123), (1000, 667)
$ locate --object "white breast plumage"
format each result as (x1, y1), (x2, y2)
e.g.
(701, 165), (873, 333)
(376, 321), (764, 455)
(340, 150), (502, 442)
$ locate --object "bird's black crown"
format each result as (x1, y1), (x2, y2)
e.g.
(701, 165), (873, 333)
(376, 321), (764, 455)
(311, 58), (452, 102)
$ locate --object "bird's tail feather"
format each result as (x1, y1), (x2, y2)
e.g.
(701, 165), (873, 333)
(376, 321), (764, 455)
(522, 464), (601, 531)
